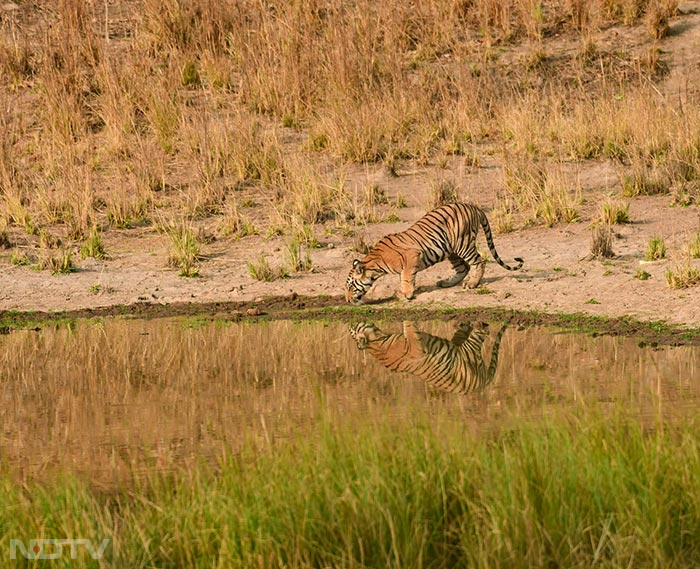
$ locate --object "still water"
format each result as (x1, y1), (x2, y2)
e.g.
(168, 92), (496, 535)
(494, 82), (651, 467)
(0, 317), (698, 486)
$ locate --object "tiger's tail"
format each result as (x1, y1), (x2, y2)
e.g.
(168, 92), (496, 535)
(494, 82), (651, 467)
(486, 323), (508, 386)
(479, 210), (524, 271)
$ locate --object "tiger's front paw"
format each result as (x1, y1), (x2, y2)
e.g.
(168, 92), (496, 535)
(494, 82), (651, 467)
(396, 290), (415, 301)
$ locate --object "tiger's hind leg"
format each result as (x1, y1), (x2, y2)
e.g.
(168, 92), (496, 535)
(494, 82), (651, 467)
(461, 249), (485, 289)
(466, 261), (485, 289)
(437, 254), (469, 288)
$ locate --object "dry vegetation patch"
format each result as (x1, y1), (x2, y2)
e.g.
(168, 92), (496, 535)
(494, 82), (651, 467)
(590, 223), (616, 259)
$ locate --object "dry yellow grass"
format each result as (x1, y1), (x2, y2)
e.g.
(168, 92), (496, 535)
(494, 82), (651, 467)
(502, 158), (580, 227)
(665, 262), (700, 289)
(591, 223), (615, 259)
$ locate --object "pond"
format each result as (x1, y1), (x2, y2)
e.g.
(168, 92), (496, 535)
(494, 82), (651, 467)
(1, 317), (698, 487)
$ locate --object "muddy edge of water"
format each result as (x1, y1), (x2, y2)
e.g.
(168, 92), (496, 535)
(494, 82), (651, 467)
(1, 294), (698, 346)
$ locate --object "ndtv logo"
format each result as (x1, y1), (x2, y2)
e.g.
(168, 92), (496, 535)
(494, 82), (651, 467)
(10, 539), (110, 560)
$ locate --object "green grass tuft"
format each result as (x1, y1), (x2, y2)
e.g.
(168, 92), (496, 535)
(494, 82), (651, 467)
(247, 254), (288, 281)
(167, 222), (201, 277)
(689, 233), (700, 259)
(285, 237), (313, 273)
(645, 236), (666, 261)
(37, 248), (76, 275)
(80, 226), (106, 260)
(10, 249), (32, 266)
(600, 199), (630, 224)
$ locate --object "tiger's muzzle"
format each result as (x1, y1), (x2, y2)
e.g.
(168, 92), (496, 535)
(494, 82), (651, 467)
(345, 289), (364, 304)
(345, 277), (366, 304)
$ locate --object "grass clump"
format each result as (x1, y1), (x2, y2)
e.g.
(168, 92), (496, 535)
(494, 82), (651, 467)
(688, 233), (700, 259)
(634, 269), (651, 280)
(645, 236), (666, 261)
(491, 199), (515, 234)
(353, 235), (371, 255)
(646, 0), (678, 39)
(622, 167), (668, 197)
(181, 60), (201, 88)
(167, 222), (201, 277)
(665, 262), (700, 289)
(293, 223), (321, 249)
(3, 190), (36, 235)
(219, 200), (257, 239)
(429, 179), (459, 208)
(590, 223), (615, 259)
(38, 229), (61, 250)
(80, 227), (106, 260)
(272, 156), (347, 232)
(247, 254), (288, 281)
(37, 248), (75, 275)
(364, 184), (388, 207)
(600, 199), (630, 224)
(286, 238), (313, 273)
(10, 249), (32, 266)
(106, 194), (149, 229)
(503, 161), (579, 227)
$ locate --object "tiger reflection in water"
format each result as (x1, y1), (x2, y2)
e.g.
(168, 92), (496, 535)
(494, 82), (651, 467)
(349, 320), (507, 395)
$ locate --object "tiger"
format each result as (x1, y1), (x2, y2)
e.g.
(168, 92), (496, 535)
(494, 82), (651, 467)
(349, 320), (507, 395)
(345, 202), (523, 303)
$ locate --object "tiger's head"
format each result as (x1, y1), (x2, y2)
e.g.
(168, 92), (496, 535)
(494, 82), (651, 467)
(345, 259), (382, 303)
(349, 322), (382, 349)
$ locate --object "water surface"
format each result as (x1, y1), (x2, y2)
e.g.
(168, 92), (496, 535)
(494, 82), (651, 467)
(1, 317), (697, 486)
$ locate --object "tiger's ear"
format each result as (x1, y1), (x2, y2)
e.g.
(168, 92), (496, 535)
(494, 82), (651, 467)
(352, 259), (362, 269)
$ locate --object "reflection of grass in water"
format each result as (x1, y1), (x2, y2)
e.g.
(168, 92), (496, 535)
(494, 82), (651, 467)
(1, 317), (700, 488)
(2, 410), (700, 566)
